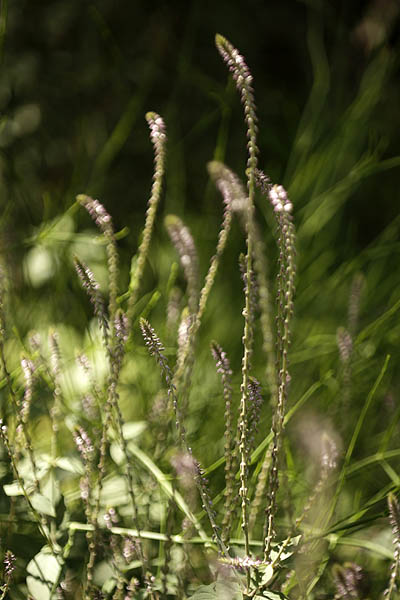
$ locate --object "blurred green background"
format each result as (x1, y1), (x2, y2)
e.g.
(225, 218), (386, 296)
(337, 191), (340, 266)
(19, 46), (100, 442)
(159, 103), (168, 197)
(1, 2), (400, 594)
(2, 0), (399, 295)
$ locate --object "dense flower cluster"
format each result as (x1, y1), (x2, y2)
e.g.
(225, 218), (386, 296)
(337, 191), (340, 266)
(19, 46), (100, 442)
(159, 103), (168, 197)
(215, 34), (258, 175)
(103, 507), (118, 530)
(77, 195), (113, 234)
(165, 215), (199, 314)
(146, 112), (166, 152)
(20, 357), (35, 423)
(74, 257), (109, 344)
(3, 550), (16, 578)
(207, 161), (246, 212)
(73, 427), (94, 464)
(269, 184), (293, 214)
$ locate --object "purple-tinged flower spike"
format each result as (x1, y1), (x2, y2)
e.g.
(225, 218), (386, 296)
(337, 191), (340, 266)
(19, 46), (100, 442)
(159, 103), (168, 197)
(122, 537), (137, 564)
(77, 194), (119, 325)
(141, 318), (230, 557)
(103, 507), (118, 530)
(146, 111), (166, 156)
(255, 172), (297, 560)
(202, 163), (238, 319)
(207, 161), (247, 212)
(320, 433), (338, 472)
(74, 256), (109, 348)
(215, 34), (258, 179)
(140, 318), (166, 359)
(337, 325), (354, 409)
(113, 310), (129, 373)
(74, 423), (97, 562)
(216, 37), (260, 578)
(257, 172), (293, 220)
(337, 327), (353, 364)
(333, 563), (366, 599)
(3, 550), (16, 577)
(166, 285), (182, 330)
(73, 426), (95, 465)
(269, 184), (293, 214)
(48, 330), (63, 443)
(175, 308), (192, 376)
(172, 163), (237, 432)
(384, 492), (400, 598)
(5, 349), (40, 489)
(165, 215), (199, 316)
(125, 578), (140, 598)
(79, 477), (90, 502)
(81, 393), (97, 420)
(257, 170), (293, 214)
(239, 252), (258, 329)
(219, 554), (268, 571)
(254, 169), (271, 190)
(2, 549), (16, 596)
(20, 357), (35, 424)
(127, 113), (166, 328)
(211, 342), (237, 544)
(246, 377), (263, 453)
(77, 195), (113, 236)
(140, 318), (177, 423)
(347, 272), (365, 336)
(76, 192), (150, 587)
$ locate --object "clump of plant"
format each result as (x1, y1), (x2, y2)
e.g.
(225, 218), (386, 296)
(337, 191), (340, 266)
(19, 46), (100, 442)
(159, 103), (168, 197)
(0, 34), (398, 600)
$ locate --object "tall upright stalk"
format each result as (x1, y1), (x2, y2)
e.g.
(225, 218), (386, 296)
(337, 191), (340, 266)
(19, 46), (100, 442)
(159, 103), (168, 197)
(216, 34), (259, 589)
(127, 112), (166, 328)
(255, 176), (296, 560)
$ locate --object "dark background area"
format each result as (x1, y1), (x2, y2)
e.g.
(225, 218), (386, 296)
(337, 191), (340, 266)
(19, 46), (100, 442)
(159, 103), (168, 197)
(2, 1), (399, 229)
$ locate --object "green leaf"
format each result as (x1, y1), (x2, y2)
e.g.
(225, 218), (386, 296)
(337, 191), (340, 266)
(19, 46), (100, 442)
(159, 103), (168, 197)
(189, 580), (243, 599)
(100, 475), (130, 506)
(122, 420), (147, 439)
(31, 492), (56, 517)
(109, 442), (125, 465)
(108, 421), (147, 443)
(269, 535), (301, 563)
(55, 456), (85, 475)
(260, 564), (274, 586)
(41, 470), (61, 509)
(94, 560), (114, 587)
(26, 548), (62, 600)
(3, 482), (24, 496)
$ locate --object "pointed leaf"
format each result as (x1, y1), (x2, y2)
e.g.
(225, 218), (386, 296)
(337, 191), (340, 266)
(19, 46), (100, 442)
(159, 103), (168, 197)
(26, 548), (62, 600)
(55, 456), (85, 475)
(31, 492), (56, 517)
(3, 482), (24, 496)
(189, 580), (243, 599)
(260, 564), (274, 586)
